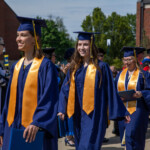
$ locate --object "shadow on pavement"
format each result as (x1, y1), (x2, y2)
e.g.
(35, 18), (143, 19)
(146, 121), (150, 139)
(102, 136), (121, 145)
(102, 147), (124, 150)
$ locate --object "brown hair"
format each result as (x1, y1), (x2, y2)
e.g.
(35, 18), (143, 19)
(69, 40), (102, 87)
(130, 56), (140, 69)
(29, 31), (43, 59)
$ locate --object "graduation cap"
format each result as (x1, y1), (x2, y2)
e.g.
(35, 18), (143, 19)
(142, 58), (150, 64)
(64, 48), (75, 60)
(147, 49), (150, 54)
(0, 37), (4, 45)
(135, 47), (146, 55)
(42, 48), (55, 58)
(97, 48), (105, 55)
(42, 48), (55, 54)
(121, 46), (137, 57)
(17, 16), (47, 50)
(73, 31), (100, 41)
(74, 31), (100, 58)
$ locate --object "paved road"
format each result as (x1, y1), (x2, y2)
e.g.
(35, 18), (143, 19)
(58, 120), (150, 150)
(1, 121), (149, 150)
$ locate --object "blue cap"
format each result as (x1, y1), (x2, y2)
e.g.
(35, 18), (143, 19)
(142, 58), (150, 64)
(135, 47), (146, 55)
(64, 48), (75, 60)
(17, 16), (47, 37)
(73, 31), (100, 40)
(121, 46), (137, 57)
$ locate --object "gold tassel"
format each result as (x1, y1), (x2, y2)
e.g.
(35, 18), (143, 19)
(90, 35), (94, 59)
(134, 49), (137, 62)
(32, 20), (40, 50)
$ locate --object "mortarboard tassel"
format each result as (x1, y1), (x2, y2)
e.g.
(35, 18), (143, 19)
(32, 20), (40, 50)
(134, 49), (137, 62)
(90, 35), (94, 59)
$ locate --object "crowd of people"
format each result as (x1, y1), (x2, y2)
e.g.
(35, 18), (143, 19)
(0, 16), (149, 150)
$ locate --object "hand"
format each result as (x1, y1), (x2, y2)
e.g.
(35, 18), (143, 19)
(133, 91), (142, 98)
(23, 125), (39, 143)
(0, 136), (3, 147)
(125, 115), (131, 123)
(57, 112), (65, 120)
(120, 97), (125, 101)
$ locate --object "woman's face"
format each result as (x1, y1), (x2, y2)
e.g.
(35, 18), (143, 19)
(123, 56), (136, 70)
(51, 52), (56, 64)
(16, 31), (35, 52)
(77, 40), (90, 59)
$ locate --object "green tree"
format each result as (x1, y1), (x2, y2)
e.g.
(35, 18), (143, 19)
(81, 8), (136, 60)
(41, 16), (74, 61)
(81, 8), (106, 48)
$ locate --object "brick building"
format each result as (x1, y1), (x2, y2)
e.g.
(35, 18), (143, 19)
(0, 0), (20, 60)
(136, 0), (150, 48)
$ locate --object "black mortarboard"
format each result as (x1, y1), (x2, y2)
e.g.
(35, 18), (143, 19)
(42, 48), (55, 55)
(64, 48), (75, 60)
(97, 48), (105, 54)
(121, 46), (137, 57)
(147, 49), (150, 54)
(135, 47), (146, 55)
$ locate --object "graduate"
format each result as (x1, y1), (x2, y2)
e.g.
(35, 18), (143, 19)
(59, 48), (75, 146)
(115, 46), (150, 150)
(58, 31), (130, 150)
(0, 16), (59, 150)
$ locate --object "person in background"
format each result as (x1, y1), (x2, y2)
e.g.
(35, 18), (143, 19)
(0, 37), (10, 116)
(135, 47), (146, 69)
(97, 47), (109, 143)
(0, 16), (59, 150)
(116, 46), (150, 150)
(58, 31), (130, 150)
(110, 66), (120, 136)
(59, 48), (75, 146)
(142, 58), (150, 72)
(145, 49), (150, 59)
(97, 47), (105, 61)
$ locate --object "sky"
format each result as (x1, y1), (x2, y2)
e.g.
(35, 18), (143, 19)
(5, 0), (138, 39)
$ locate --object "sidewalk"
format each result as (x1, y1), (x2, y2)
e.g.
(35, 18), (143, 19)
(58, 120), (150, 150)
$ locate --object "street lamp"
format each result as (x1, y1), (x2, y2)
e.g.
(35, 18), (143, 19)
(107, 39), (111, 56)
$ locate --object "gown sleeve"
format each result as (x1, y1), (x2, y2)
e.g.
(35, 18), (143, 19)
(58, 71), (70, 114)
(0, 63), (16, 136)
(31, 61), (59, 137)
(102, 63), (129, 120)
(140, 71), (150, 111)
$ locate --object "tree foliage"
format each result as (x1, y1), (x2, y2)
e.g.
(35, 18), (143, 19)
(40, 16), (74, 61)
(81, 8), (136, 69)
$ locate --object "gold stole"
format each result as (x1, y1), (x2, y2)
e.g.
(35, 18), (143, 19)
(7, 56), (44, 127)
(117, 68), (139, 114)
(67, 63), (97, 118)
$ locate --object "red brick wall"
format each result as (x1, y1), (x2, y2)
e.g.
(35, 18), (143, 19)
(144, 7), (150, 40)
(136, 2), (141, 46)
(0, 0), (20, 60)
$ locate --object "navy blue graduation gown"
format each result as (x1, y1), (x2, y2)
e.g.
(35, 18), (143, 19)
(115, 70), (150, 150)
(0, 57), (59, 150)
(58, 61), (129, 150)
